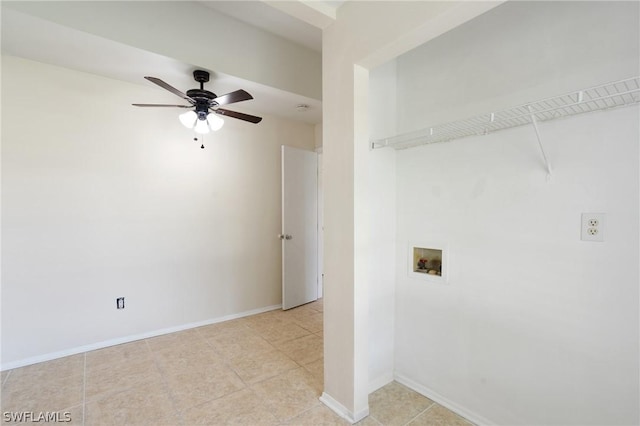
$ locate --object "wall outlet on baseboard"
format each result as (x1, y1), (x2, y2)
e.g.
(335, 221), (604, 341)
(116, 297), (125, 309)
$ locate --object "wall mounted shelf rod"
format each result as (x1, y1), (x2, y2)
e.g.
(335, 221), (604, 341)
(372, 76), (640, 151)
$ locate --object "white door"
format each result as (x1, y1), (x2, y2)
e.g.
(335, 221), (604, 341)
(281, 145), (318, 310)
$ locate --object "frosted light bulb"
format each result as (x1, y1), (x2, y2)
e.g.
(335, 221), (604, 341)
(178, 111), (197, 128)
(207, 113), (224, 131)
(194, 119), (210, 134)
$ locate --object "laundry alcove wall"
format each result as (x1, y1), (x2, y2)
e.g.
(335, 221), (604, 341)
(367, 2), (639, 425)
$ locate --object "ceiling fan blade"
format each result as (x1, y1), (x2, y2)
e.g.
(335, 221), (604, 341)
(144, 76), (194, 102)
(215, 108), (263, 124)
(213, 89), (253, 106)
(132, 103), (192, 108)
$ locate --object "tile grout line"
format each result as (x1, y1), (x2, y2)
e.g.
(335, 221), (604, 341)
(196, 325), (257, 391)
(176, 326), (265, 416)
(227, 310), (325, 423)
(143, 338), (184, 425)
(366, 414), (384, 425)
(82, 352), (86, 426)
(1, 369), (12, 387)
(279, 399), (324, 424)
(401, 401), (436, 426)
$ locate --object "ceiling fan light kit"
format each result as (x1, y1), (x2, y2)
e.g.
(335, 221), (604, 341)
(207, 113), (224, 131)
(179, 110), (197, 128)
(178, 110), (224, 134)
(194, 118), (211, 134)
(133, 69), (262, 138)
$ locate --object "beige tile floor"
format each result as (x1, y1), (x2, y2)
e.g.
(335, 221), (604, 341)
(1, 299), (471, 425)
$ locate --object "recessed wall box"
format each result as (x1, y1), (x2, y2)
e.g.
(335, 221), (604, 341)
(409, 243), (449, 283)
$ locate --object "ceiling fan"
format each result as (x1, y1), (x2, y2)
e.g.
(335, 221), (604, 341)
(133, 70), (262, 135)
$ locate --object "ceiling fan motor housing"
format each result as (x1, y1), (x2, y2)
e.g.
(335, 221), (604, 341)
(189, 71), (217, 120)
(187, 89), (217, 101)
(195, 102), (210, 120)
(188, 90), (217, 117)
(193, 70), (210, 84)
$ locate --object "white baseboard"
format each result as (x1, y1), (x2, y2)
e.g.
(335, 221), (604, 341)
(1, 304), (282, 371)
(394, 373), (495, 426)
(320, 392), (369, 424)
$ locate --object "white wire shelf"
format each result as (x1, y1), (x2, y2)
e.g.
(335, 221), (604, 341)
(372, 76), (640, 150)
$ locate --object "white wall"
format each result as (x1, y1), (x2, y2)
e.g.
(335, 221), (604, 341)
(1, 56), (315, 367)
(369, 60), (397, 142)
(367, 61), (397, 391)
(315, 124), (324, 298)
(396, 1), (640, 132)
(394, 106), (639, 426)
(321, 1), (501, 420)
(389, 2), (639, 425)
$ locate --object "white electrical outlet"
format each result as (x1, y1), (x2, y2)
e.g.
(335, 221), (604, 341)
(581, 213), (605, 242)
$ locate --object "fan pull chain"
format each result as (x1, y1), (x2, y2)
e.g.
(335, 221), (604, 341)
(194, 133), (205, 149)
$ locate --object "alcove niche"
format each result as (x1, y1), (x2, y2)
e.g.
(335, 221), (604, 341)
(409, 244), (448, 284)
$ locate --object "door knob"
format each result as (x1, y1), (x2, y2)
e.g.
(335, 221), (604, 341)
(277, 234), (285, 240)
(285, 234), (293, 240)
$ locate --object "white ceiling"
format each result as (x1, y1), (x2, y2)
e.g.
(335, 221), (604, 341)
(201, 1), (322, 52)
(200, 1), (346, 52)
(1, 1), (341, 125)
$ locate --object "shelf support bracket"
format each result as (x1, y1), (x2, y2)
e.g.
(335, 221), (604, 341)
(527, 105), (552, 180)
